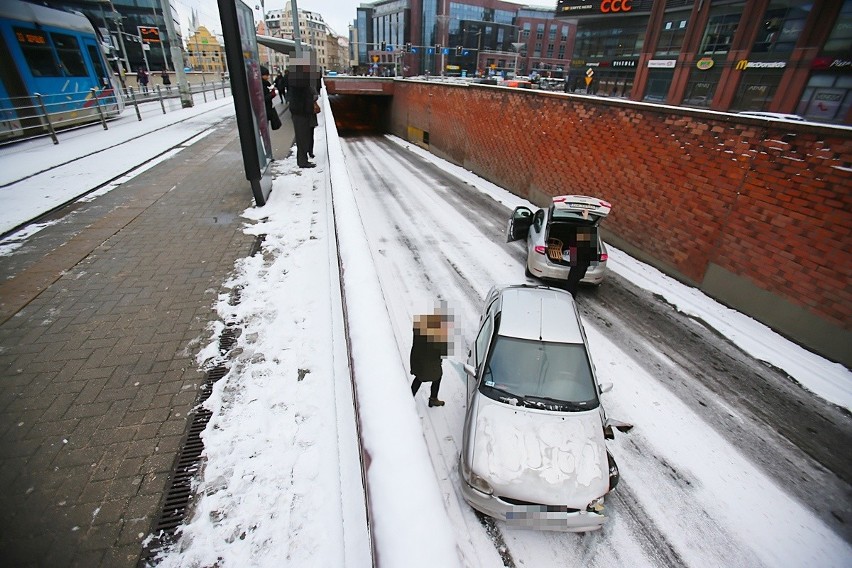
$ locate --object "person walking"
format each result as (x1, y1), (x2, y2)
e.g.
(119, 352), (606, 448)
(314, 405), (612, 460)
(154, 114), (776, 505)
(565, 226), (597, 297)
(160, 69), (171, 92)
(410, 309), (452, 407)
(260, 66), (281, 130)
(137, 67), (149, 94)
(274, 72), (286, 103)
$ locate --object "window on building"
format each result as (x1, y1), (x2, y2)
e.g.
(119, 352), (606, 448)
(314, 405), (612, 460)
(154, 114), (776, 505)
(536, 24), (544, 40)
(699, 10), (740, 54)
(534, 42), (541, 57)
(547, 44), (554, 57)
(752, 1), (810, 53)
(562, 26), (568, 40)
(683, 69), (723, 107)
(822, 0), (852, 54)
(573, 19), (645, 59)
(656, 18), (688, 56)
(797, 73), (852, 122)
(643, 69), (673, 102)
(549, 24), (557, 41)
(731, 71), (784, 110)
(558, 44), (565, 58)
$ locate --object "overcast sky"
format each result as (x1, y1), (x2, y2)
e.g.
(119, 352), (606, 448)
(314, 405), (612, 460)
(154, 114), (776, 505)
(173, 0), (556, 43)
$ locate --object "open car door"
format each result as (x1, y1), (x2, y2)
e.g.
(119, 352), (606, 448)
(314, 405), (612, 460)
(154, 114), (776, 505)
(506, 206), (534, 242)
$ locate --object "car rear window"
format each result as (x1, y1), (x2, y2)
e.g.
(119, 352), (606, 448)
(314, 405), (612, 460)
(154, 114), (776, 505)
(482, 336), (598, 408)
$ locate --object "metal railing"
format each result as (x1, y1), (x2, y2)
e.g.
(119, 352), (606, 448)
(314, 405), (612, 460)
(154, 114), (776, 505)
(0, 80), (232, 146)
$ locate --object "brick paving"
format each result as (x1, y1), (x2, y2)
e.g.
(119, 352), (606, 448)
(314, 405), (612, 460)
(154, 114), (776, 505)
(0, 116), (292, 566)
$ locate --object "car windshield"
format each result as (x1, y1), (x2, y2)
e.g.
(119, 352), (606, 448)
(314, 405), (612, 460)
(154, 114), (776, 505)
(481, 336), (599, 410)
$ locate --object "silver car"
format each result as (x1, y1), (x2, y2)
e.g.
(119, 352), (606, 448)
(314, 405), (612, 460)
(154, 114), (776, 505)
(460, 285), (630, 531)
(507, 195), (611, 285)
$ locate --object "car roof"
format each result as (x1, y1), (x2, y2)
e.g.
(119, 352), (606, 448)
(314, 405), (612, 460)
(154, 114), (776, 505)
(495, 286), (584, 344)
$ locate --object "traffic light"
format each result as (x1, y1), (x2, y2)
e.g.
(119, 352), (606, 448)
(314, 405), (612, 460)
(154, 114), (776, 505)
(380, 41), (386, 51)
(404, 42), (412, 53)
(434, 44), (441, 53)
(456, 45), (463, 56)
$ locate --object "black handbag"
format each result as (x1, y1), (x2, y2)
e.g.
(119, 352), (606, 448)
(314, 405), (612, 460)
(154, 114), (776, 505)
(270, 109), (282, 130)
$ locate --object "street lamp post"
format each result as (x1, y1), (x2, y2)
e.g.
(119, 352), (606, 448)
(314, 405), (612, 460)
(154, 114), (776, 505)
(158, 0), (192, 107)
(511, 42), (525, 77)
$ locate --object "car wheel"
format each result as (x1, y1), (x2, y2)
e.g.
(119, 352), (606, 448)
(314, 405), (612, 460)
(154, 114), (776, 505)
(607, 450), (619, 490)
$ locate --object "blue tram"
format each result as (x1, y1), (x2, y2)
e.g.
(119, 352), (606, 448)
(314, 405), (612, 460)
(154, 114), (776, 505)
(0, 0), (124, 142)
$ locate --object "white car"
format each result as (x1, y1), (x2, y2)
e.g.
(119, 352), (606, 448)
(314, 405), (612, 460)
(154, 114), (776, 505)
(459, 285), (631, 531)
(507, 195), (611, 285)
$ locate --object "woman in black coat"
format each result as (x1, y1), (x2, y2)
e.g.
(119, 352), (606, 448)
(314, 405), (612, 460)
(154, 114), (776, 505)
(410, 312), (451, 407)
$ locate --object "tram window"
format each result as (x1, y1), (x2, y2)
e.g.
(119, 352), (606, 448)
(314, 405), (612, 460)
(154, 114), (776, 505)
(86, 44), (108, 85)
(14, 27), (60, 77)
(52, 33), (88, 77)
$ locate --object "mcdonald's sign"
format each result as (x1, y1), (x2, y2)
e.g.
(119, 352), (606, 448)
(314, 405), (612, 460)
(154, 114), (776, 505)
(735, 59), (748, 70)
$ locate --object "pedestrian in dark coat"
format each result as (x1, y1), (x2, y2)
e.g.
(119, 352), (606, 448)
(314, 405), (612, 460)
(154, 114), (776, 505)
(288, 64), (316, 168)
(410, 311), (452, 407)
(137, 68), (149, 94)
(565, 226), (597, 297)
(160, 69), (171, 92)
(260, 66), (280, 130)
(274, 72), (286, 103)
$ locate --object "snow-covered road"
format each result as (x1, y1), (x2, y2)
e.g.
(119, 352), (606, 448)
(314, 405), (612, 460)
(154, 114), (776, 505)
(340, 134), (852, 567)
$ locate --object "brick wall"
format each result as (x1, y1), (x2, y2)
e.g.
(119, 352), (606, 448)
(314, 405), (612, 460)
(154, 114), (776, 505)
(389, 81), (852, 362)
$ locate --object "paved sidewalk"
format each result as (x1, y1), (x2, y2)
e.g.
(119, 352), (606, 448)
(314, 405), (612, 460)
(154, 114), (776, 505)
(0, 112), (295, 566)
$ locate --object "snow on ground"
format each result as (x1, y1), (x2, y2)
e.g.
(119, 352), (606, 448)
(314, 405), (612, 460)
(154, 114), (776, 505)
(2, 90), (849, 567)
(384, 136), (852, 412)
(0, 96), (234, 235)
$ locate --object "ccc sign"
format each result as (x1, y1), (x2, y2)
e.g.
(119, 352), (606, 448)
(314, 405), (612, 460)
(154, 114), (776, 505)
(601, 0), (632, 12)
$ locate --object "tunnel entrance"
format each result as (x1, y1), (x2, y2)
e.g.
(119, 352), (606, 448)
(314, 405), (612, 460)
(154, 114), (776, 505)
(327, 94), (392, 136)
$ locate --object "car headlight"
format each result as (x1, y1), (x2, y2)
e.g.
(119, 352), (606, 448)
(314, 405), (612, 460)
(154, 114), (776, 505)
(586, 496), (605, 513)
(468, 471), (494, 495)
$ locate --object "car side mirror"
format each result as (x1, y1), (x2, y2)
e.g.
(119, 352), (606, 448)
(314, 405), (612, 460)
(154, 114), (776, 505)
(599, 382), (613, 394)
(604, 418), (633, 440)
(463, 363), (476, 377)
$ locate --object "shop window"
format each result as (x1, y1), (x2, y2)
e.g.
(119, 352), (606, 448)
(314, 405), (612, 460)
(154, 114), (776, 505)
(643, 69), (673, 102)
(797, 73), (852, 123)
(683, 69), (722, 107)
(730, 71), (784, 110)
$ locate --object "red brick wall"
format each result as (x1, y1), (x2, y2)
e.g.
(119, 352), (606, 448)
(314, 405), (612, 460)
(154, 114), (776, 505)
(389, 82), (852, 332)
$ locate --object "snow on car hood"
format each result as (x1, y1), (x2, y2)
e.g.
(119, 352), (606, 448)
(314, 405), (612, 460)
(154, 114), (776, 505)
(471, 395), (608, 507)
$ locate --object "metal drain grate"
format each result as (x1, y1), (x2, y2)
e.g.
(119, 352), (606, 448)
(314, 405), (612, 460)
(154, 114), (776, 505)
(138, 363), (229, 566)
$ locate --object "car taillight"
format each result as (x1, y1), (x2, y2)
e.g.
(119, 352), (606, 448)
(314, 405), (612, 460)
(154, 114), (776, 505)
(599, 253), (608, 261)
(534, 245), (546, 255)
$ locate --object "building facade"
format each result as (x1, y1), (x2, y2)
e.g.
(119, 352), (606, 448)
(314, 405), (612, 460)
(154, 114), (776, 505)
(44, 0), (183, 74)
(350, 0), (850, 123)
(265, 6), (333, 72)
(185, 26), (225, 75)
(557, 0), (851, 123)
